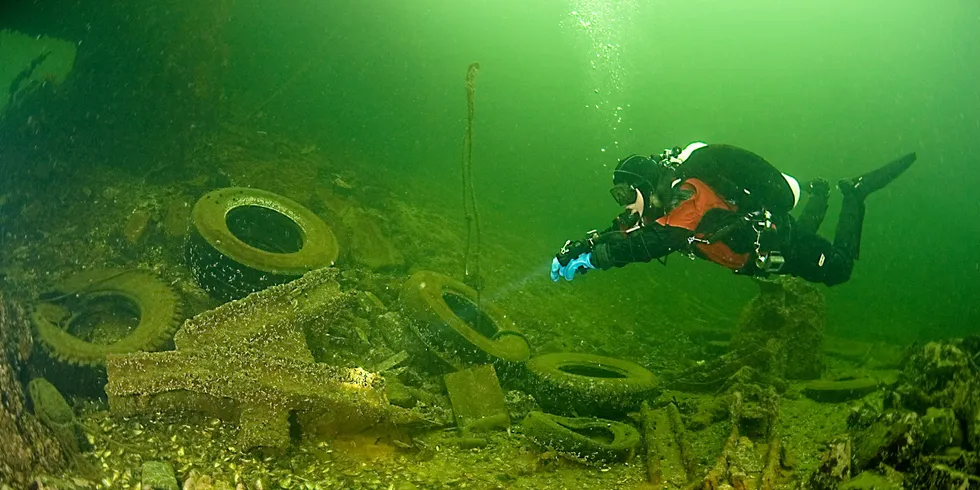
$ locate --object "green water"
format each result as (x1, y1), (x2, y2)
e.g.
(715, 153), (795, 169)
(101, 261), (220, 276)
(224, 0), (980, 342)
(2, 0), (980, 487)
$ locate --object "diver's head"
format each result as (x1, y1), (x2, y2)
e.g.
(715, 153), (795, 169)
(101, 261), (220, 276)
(611, 154), (674, 220)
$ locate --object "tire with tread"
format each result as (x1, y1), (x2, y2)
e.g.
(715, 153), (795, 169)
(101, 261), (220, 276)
(32, 269), (181, 367)
(399, 270), (530, 371)
(186, 187), (339, 301)
(525, 352), (660, 417)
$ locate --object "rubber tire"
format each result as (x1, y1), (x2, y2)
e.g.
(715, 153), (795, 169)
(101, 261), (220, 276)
(32, 269), (181, 367)
(399, 270), (530, 370)
(803, 377), (878, 403)
(186, 187), (339, 301)
(522, 411), (640, 463)
(525, 353), (660, 418)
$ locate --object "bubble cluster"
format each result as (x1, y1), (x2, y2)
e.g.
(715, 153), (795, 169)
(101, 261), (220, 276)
(566, 0), (638, 153)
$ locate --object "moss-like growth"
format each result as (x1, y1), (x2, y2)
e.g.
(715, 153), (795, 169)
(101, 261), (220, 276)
(141, 461), (178, 490)
(106, 268), (426, 451)
(732, 277), (826, 380)
(27, 378), (77, 452)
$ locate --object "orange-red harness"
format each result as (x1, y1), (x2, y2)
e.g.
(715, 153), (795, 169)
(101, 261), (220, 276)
(654, 178), (750, 270)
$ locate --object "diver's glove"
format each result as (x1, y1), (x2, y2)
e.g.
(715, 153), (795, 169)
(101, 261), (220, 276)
(550, 253), (595, 281)
(550, 230), (600, 282)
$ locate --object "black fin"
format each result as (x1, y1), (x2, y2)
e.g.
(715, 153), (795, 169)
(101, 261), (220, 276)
(838, 152), (917, 200)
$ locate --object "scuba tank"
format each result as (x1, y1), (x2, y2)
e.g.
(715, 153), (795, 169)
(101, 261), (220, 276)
(657, 144), (798, 274)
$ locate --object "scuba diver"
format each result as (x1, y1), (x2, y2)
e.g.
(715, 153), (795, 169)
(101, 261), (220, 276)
(550, 143), (917, 286)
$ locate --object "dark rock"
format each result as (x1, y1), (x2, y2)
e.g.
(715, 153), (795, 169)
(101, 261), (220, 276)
(968, 407), (980, 451)
(908, 458), (980, 489)
(0, 292), (67, 486)
(839, 471), (902, 489)
(921, 407), (963, 454)
(853, 410), (923, 470)
(847, 400), (881, 431)
(906, 342), (970, 393)
(806, 436), (852, 490)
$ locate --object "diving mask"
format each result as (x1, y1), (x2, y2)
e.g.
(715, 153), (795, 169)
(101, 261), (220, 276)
(610, 183), (639, 206)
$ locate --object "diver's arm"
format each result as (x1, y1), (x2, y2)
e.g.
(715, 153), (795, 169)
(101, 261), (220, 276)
(590, 224), (694, 269)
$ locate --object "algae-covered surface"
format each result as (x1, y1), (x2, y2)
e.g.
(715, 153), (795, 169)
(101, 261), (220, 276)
(0, 121), (943, 489)
(2, 2), (979, 489)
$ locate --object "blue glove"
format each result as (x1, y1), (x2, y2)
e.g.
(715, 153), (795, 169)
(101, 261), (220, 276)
(550, 252), (595, 282)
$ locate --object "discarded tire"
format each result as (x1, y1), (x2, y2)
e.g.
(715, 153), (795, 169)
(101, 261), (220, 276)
(803, 377), (879, 403)
(525, 353), (660, 417)
(399, 270), (530, 371)
(186, 187), (339, 301)
(522, 411), (640, 463)
(32, 269), (181, 367)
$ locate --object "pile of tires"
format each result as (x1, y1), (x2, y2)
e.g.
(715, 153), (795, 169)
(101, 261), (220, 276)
(399, 269), (661, 463)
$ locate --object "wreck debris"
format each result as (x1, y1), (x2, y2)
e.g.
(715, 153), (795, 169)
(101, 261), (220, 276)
(105, 268), (428, 451)
(731, 276), (826, 379)
(668, 345), (774, 393)
(698, 384), (783, 489)
(444, 364), (509, 434)
(639, 401), (690, 488)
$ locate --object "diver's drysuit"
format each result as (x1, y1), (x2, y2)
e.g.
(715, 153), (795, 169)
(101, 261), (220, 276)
(553, 143), (916, 287)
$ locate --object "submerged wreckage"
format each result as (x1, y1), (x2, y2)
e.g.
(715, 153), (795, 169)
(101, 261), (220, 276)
(104, 268), (431, 451)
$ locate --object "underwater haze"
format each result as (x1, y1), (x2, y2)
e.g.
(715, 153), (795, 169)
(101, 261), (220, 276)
(225, 0), (980, 341)
(3, 0), (980, 488)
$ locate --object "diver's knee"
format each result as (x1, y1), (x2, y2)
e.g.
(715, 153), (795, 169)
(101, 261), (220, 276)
(823, 254), (854, 286)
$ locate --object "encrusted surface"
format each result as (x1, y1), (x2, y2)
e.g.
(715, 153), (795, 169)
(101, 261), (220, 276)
(105, 268), (420, 451)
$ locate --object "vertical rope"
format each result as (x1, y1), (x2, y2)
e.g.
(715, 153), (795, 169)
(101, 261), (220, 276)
(462, 63), (482, 292)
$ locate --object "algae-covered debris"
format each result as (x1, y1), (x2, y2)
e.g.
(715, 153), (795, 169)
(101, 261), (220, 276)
(732, 276), (826, 380)
(444, 364), (509, 434)
(106, 268), (430, 451)
(639, 401), (692, 487)
(28, 377), (80, 453)
(141, 460), (178, 490)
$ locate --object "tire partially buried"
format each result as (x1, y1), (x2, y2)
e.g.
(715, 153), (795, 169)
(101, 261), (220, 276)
(399, 270), (530, 371)
(186, 187), (339, 301)
(525, 352), (660, 417)
(32, 269), (181, 367)
(522, 411), (640, 463)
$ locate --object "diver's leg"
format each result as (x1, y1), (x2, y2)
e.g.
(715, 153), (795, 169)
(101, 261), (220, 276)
(796, 179), (830, 235)
(833, 193), (865, 259)
(781, 231), (854, 286)
(833, 151), (916, 259)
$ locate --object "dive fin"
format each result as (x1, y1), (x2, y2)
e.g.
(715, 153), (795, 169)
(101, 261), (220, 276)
(838, 152), (917, 200)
